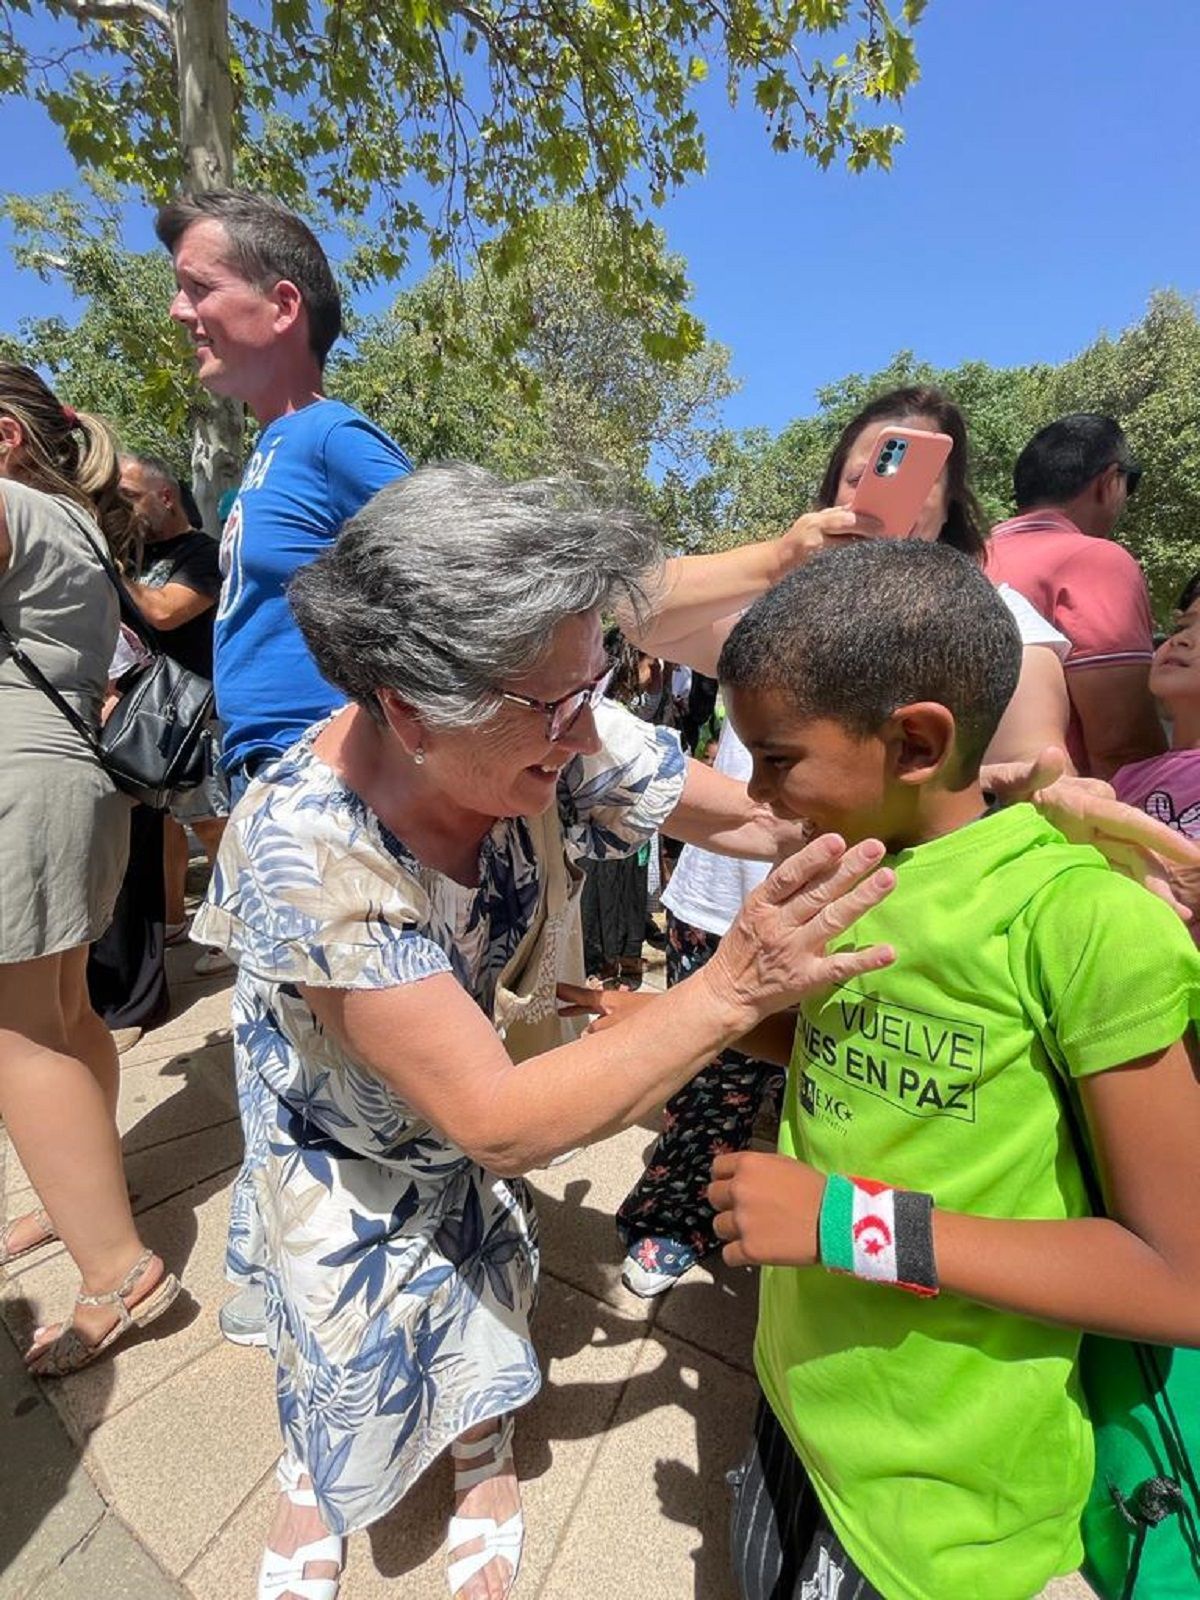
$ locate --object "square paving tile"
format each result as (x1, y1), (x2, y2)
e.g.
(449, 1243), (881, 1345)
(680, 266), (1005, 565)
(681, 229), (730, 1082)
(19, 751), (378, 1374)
(534, 1326), (756, 1600)
(81, 1339), (280, 1578)
(0, 1325), (104, 1599)
(26, 1512), (186, 1600)
(652, 1255), (759, 1377)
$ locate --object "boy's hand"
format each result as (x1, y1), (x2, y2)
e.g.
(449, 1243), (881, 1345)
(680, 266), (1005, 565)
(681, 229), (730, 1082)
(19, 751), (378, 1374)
(707, 1151), (825, 1268)
(556, 982), (656, 1032)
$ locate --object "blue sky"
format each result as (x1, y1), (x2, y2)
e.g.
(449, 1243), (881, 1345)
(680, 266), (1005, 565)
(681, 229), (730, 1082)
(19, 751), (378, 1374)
(2, 0), (1197, 435)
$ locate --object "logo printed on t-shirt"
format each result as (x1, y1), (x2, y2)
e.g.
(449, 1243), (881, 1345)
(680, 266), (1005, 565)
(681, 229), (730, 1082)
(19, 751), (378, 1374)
(216, 436), (280, 625)
(799, 1071), (853, 1131)
(1145, 789), (1200, 834)
(796, 988), (984, 1122)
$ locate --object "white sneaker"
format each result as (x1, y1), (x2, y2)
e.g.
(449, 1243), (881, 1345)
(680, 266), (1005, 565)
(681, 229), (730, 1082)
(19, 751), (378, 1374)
(218, 1283), (269, 1347)
(620, 1236), (700, 1298)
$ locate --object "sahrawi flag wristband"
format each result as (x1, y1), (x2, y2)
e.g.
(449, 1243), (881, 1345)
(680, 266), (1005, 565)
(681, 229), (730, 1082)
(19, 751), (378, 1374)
(818, 1173), (939, 1297)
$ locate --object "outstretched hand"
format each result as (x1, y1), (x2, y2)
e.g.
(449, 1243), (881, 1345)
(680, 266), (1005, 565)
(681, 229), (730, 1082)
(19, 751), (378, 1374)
(983, 746), (1200, 921)
(705, 832), (896, 1027)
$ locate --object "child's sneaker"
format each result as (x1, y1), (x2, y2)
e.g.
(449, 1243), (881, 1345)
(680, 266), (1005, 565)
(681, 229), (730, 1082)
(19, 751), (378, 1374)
(621, 1235), (699, 1298)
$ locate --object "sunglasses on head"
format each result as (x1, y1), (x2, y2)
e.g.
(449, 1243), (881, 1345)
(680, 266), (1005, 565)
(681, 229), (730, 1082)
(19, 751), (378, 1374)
(1118, 462), (1142, 496)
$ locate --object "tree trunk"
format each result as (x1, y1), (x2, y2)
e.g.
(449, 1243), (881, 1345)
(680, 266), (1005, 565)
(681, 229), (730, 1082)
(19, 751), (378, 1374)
(172, 0), (243, 536)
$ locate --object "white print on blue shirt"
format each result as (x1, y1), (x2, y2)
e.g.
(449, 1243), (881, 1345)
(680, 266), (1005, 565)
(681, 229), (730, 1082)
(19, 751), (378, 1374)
(217, 437), (280, 625)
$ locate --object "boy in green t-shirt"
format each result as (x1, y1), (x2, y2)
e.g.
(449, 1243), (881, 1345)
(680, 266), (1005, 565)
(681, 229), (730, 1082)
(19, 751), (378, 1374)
(705, 540), (1200, 1600)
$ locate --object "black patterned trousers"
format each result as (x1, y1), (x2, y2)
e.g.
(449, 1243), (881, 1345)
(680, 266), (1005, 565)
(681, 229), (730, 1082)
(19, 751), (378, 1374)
(616, 912), (785, 1255)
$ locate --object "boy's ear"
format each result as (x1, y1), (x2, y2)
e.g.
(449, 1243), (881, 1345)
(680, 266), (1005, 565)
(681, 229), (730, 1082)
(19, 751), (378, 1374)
(883, 702), (958, 785)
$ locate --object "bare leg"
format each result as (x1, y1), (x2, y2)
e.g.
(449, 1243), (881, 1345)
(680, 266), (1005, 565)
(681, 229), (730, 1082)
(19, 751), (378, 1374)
(263, 1461), (341, 1599)
(0, 949), (164, 1358)
(163, 817), (189, 928)
(450, 1418), (523, 1600)
(191, 815), (226, 869)
(61, 945), (120, 1119)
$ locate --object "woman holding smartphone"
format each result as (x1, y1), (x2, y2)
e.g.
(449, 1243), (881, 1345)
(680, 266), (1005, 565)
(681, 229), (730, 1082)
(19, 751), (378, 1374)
(615, 385), (1073, 1296)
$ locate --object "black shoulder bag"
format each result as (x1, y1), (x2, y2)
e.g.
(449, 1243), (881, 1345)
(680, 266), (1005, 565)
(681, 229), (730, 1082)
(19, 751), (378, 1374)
(0, 508), (214, 810)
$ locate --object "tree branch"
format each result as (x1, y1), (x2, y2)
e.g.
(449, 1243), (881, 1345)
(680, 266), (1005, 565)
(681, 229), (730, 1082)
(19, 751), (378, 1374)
(58, 0), (173, 36)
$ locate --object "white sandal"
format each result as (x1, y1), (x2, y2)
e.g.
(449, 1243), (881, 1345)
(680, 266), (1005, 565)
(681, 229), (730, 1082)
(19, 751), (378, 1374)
(258, 1452), (344, 1600)
(446, 1415), (524, 1598)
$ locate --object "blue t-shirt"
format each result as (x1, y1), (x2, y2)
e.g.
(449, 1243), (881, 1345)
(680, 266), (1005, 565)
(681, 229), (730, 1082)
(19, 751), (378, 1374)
(215, 399), (411, 775)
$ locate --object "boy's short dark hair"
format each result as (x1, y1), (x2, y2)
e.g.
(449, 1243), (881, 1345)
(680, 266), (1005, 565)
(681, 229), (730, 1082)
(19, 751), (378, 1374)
(155, 189), (342, 366)
(718, 541), (1022, 776)
(1013, 414), (1134, 510)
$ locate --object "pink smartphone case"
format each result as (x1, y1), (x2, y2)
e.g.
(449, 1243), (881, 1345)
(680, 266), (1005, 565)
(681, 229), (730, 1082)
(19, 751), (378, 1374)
(850, 427), (953, 539)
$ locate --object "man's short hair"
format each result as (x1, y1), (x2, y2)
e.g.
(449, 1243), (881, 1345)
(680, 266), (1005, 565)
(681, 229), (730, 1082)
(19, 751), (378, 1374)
(1177, 571), (1200, 613)
(155, 189), (342, 366)
(122, 450), (177, 490)
(1013, 414), (1133, 510)
(122, 451), (202, 528)
(718, 541), (1022, 777)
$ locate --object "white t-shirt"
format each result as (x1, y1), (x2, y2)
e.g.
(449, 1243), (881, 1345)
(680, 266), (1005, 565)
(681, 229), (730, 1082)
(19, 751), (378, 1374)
(661, 585), (1069, 936)
(996, 582), (1070, 658)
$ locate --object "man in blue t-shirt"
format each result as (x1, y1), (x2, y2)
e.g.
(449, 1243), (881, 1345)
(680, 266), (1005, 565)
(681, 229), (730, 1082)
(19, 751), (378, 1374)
(155, 189), (412, 794)
(155, 189), (412, 1346)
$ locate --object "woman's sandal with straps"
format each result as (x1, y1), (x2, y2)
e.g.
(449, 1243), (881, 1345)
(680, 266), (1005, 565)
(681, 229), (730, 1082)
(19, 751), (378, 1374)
(0, 1207), (57, 1267)
(25, 1249), (180, 1378)
(258, 1452), (345, 1600)
(447, 1414), (524, 1598)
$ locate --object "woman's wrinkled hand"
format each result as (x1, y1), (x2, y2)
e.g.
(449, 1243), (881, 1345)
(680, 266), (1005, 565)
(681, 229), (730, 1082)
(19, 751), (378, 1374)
(707, 1150), (825, 1268)
(556, 982), (656, 1033)
(983, 745), (1200, 922)
(702, 833), (895, 1030)
(777, 507), (882, 574)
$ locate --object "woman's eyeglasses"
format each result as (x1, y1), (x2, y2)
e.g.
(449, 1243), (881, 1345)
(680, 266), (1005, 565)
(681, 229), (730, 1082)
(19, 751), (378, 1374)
(499, 662), (615, 742)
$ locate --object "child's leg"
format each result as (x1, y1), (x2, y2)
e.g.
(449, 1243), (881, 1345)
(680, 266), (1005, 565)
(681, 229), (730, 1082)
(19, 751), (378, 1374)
(729, 1400), (883, 1600)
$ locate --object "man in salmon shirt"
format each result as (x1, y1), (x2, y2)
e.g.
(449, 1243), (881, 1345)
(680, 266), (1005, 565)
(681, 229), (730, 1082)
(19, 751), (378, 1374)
(987, 413), (1165, 777)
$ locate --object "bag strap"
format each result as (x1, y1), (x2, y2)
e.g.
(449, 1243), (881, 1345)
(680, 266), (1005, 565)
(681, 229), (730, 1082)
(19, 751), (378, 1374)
(59, 500), (162, 655)
(0, 613), (102, 756)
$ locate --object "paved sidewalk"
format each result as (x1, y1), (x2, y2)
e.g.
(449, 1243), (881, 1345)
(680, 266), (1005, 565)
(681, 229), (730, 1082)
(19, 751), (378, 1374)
(2, 939), (1094, 1599)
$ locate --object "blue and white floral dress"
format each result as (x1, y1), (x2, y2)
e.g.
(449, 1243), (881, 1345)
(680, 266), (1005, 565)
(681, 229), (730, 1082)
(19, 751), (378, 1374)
(193, 702), (686, 1534)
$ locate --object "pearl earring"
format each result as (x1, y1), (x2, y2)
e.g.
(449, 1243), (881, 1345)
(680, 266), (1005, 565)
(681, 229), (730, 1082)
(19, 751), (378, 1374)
(413, 746), (425, 766)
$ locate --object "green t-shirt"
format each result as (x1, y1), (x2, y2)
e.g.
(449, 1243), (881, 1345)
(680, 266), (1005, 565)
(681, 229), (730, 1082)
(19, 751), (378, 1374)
(755, 803), (1200, 1600)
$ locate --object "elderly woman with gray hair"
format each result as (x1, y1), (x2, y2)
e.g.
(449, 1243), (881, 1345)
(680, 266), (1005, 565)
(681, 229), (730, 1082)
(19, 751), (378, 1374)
(193, 463), (895, 1600)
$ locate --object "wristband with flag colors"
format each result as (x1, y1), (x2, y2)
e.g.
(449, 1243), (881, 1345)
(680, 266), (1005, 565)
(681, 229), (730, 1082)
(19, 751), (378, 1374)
(818, 1173), (938, 1297)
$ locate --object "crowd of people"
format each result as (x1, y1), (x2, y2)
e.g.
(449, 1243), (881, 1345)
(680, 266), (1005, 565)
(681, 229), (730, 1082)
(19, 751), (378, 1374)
(1, 187), (1198, 1600)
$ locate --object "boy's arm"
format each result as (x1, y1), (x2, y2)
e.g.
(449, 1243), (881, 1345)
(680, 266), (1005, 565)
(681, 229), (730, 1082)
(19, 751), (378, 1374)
(709, 1039), (1200, 1346)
